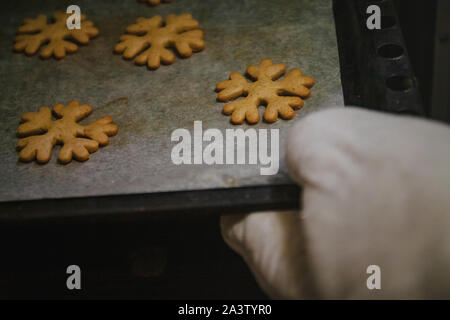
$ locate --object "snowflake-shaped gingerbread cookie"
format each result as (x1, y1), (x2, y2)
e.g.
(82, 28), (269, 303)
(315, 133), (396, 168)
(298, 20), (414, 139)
(17, 101), (118, 164)
(216, 59), (315, 124)
(115, 14), (204, 69)
(14, 11), (99, 59)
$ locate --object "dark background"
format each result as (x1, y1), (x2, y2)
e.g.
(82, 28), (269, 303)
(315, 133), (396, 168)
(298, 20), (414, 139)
(0, 216), (266, 299)
(395, 0), (437, 116)
(395, 0), (449, 122)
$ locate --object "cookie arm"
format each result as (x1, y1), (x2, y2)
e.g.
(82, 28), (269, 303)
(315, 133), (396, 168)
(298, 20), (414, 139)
(216, 73), (249, 101)
(174, 29), (204, 57)
(223, 97), (260, 124)
(58, 138), (99, 163)
(83, 116), (118, 146)
(278, 69), (315, 98)
(247, 59), (286, 81)
(53, 101), (92, 122)
(17, 133), (57, 163)
(264, 96), (304, 123)
(70, 20), (99, 44)
(17, 14), (47, 33)
(166, 14), (199, 33)
(17, 106), (53, 137)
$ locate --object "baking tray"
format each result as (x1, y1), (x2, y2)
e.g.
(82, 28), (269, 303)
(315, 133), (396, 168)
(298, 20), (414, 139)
(0, 0), (345, 220)
(5, 0), (425, 221)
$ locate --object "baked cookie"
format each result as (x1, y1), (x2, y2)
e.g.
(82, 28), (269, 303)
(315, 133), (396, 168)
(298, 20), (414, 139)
(216, 59), (315, 124)
(17, 101), (118, 164)
(14, 11), (99, 59)
(139, 0), (173, 6)
(114, 14), (204, 69)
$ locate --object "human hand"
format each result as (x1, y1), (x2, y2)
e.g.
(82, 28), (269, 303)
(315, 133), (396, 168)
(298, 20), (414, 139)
(221, 107), (450, 299)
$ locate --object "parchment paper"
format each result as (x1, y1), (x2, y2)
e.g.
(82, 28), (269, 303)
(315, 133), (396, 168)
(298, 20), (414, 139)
(0, 0), (343, 202)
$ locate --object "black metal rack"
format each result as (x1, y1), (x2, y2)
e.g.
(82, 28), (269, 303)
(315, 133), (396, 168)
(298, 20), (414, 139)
(334, 0), (424, 115)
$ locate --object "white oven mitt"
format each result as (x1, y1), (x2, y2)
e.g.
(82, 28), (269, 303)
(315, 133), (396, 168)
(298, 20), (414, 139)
(221, 107), (450, 299)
